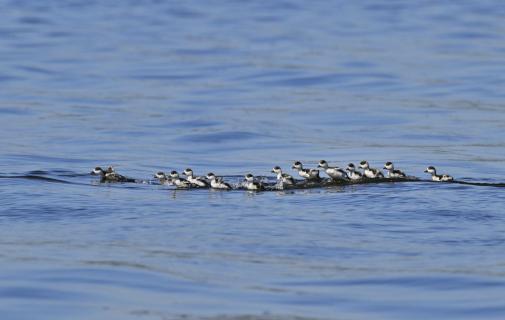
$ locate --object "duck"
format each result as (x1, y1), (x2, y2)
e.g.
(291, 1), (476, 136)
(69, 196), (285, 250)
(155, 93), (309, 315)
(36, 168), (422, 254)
(424, 166), (454, 181)
(271, 166), (295, 186)
(383, 162), (407, 178)
(317, 160), (348, 180)
(291, 161), (320, 180)
(91, 166), (135, 183)
(206, 172), (232, 190)
(182, 168), (209, 187)
(169, 170), (191, 188)
(359, 161), (384, 179)
(153, 171), (172, 185)
(346, 163), (363, 180)
(244, 173), (264, 191)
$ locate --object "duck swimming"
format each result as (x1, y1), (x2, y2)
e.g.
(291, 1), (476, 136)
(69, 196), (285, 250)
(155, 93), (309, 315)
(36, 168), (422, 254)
(383, 162), (407, 178)
(182, 168), (209, 188)
(317, 160), (348, 180)
(291, 161), (320, 181)
(244, 173), (264, 191)
(206, 172), (232, 190)
(424, 166), (454, 182)
(91, 166), (135, 183)
(346, 163), (363, 180)
(271, 166), (295, 186)
(169, 170), (192, 188)
(359, 161), (384, 179)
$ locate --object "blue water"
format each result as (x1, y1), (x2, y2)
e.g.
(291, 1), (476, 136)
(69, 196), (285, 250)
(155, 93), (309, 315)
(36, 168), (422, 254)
(1, 1), (505, 319)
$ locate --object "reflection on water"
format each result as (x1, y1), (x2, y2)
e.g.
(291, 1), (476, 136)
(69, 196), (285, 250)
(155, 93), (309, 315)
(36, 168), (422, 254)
(1, 1), (505, 319)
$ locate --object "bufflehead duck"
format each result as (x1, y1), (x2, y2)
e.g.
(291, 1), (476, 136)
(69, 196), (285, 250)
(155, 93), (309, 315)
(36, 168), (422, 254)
(244, 173), (264, 191)
(182, 168), (209, 187)
(206, 172), (232, 190)
(383, 162), (406, 178)
(359, 161), (384, 179)
(91, 166), (135, 182)
(424, 166), (454, 181)
(169, 170), (191, 188)
(154, 171), (172, 185)
(317, 160), (348, 180)
(291, 161), (320, 180)
(345, 163), (363, 180)
(271, 166), (295, 186)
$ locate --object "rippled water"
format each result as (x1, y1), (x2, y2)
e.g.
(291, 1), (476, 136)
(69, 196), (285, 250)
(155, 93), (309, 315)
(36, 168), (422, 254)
(1, 1), (505, 319)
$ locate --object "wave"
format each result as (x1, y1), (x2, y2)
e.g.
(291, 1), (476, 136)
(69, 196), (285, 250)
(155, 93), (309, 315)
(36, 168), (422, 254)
(0, 174), (73, 184)
(2, 171), (505, 190)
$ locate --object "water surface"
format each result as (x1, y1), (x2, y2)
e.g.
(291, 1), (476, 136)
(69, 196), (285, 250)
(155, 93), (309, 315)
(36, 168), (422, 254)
(1, 1), (505, 319)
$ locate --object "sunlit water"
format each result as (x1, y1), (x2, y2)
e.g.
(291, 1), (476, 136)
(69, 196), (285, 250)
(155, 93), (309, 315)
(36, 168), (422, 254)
(1, 1), (505, 319)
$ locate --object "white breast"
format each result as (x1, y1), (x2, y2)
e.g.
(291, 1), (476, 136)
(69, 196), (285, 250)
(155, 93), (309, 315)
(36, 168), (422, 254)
(347, 171), (362, 180)
(211, 179), (230, 189)
(188, 176), (207, 187)
(326, 168), (346, 179)
(297, 170), (311, 179)
(365, 168), (383, 178)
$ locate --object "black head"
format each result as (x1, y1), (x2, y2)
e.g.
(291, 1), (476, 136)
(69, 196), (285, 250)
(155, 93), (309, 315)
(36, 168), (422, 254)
(154, 171), (166, 179)
(292, 161), (302, 169)
(360, 160), (367, 166)
(424, 166), (436, 173)
(385, 161), (392, 166)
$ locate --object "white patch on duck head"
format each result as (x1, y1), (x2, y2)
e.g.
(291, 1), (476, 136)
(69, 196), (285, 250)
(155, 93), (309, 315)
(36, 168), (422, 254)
(424, 166), (436, 174)
(291, 161), (303, 170)
(317, 160), (328, 169)
(359, 161), (369, 169)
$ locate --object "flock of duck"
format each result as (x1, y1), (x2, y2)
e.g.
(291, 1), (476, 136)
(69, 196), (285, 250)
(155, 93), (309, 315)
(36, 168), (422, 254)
(91, 160), (454, 191)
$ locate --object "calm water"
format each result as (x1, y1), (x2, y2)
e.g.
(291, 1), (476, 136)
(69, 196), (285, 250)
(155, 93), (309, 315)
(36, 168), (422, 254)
(1, 1), (505, 319)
